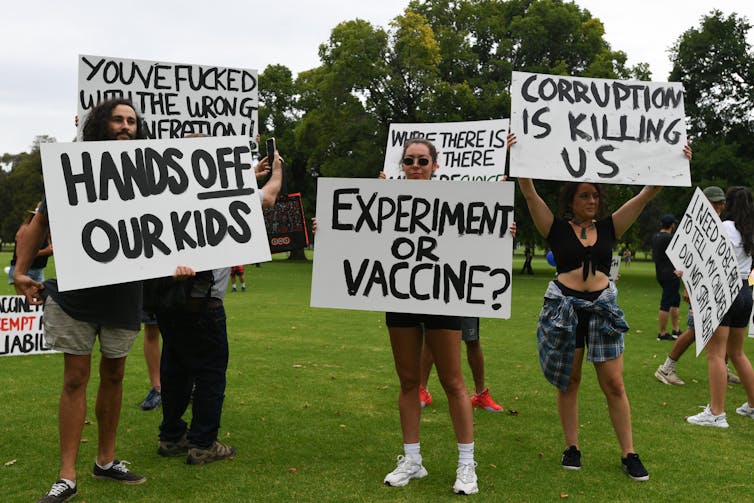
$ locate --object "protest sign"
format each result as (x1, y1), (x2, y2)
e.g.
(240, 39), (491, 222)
(0, 296), (52, 357)
(383, 120), (508, 181)
(263, 193), (309, 253)
(510, 71), (690, 186)
(666, 188), (741, 354)
(609, 255), (621, 282)
(78, 55), (258, 148)
(40, 136), (271, 291)
(311, 178), (514, 318)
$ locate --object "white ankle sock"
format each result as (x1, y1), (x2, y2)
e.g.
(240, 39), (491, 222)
(458, 442), (475, 465)
(663, 356), (677, 371)
(404, 443), (421, 464)
(96, 460), (113, 470)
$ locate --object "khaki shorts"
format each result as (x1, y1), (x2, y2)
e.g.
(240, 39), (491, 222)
(43, 296), (139, 358)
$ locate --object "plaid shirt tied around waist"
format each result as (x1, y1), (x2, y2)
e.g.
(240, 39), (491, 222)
(537, 281), (628, 392)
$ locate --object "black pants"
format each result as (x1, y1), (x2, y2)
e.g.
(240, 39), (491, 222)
(157, 304), (228, 448)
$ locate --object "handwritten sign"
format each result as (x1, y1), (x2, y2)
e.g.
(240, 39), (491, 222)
(311, 178), (514, 318)
(383, 120), (508, 181)
(78, 55), (258, 148)
(666, 188), (741, 354)
(510, 71), (690, 186)
(0, 296), (52, 357)
(609, 255), (621, 282)
(40, 136), (271, 291)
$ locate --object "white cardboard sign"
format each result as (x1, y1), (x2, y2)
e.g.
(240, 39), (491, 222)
(510, 71), (690, 186)
(666, 188), (741, 354)
(78, 55), (259, 148)
(311, 178), (514, 318)
(40, 136), (271, 291)
(0, 296), (53, 357)
(383, 120), (508, 181)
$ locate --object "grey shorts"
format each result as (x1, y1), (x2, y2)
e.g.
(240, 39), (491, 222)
(43, 296), (139, 358)
(460, 317), (480, 343)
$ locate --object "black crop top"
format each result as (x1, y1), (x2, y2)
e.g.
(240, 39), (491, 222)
(546, 216), (616, 280)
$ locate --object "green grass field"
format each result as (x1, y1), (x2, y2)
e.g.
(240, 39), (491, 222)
(1, 252), (752, 502)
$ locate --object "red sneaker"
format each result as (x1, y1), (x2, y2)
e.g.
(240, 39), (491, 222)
(471, 388), (503, 412)
(419, 386), (433, 408)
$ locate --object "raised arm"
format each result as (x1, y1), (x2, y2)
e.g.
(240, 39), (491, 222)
(261, 151), (283, 209)
(518, 178), (554, 238)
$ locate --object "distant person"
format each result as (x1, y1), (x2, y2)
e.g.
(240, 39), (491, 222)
(686, 187), (754, 428)
(622, 246), (632, 267)
(139, 317), (162, 410)
(8, 204), (52, 294)
(229, 265), (246, 292)
(653, 214), (682, 341)
(521, 244), (534, 275)
(15, 98), (149, 503)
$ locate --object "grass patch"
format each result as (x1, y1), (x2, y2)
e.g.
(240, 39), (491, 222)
(1, 252), (752, 501)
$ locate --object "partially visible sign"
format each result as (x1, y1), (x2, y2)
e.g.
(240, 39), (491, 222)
(0, 296), (53, 357)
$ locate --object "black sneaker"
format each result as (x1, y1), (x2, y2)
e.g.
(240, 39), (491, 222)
(92, 459), (146, 485)
(671, 329), (682, 339)
(657, 333), (674, 341)
(37, 479), (77, 503)
(622, 453), (649, 481)
(186, 441), (236, 465)
(158, 434), (190, 457)
(561, 445), (581, 470)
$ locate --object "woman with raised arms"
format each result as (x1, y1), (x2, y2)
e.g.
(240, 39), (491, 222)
(514, 133), (692, 481)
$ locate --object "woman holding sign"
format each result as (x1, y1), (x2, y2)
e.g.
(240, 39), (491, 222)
(515, 135), (691, 481)
(686, 186), (754, 428)
(381, 138), (478, 495)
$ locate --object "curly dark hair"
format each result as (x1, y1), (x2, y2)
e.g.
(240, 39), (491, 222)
(558, 182), (607, 219)
(82, 98), (146, 141)
(721, 186), (754, 256)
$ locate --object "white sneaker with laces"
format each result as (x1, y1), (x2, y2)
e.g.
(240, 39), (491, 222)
(655, 366), (685, 385)
(736, 401), (754, 418)
(687, 405), (729, 428)
(452, 462), (479, 495)
(383, 455), (428, 487)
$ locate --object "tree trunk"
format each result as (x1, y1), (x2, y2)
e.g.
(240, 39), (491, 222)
(288, 248), (308, 261)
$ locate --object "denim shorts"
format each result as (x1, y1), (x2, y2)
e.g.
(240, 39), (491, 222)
(7, 265), (45, 285)
(43, 296), (139, 358)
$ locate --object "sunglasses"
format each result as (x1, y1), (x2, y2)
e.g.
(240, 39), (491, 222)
(402, 157), (431, 167)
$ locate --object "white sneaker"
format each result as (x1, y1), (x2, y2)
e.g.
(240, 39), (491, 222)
(383, 455), (428, 487)
(452, 462), (479, 495)
(736, 401), (754, 418)
(727, 367), (741, 384)
(687, 405), (729, 428)
(655, 366), (685, 385)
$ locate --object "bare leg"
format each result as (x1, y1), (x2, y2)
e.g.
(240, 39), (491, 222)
(557, 348), (584, 448)
(143, 324), (161, 391)
(59, 354), (92, 481)
(668, 328), (695, 361)
(425, 328), (472, 444)
(465, 339), (485, 394)
(96, 356), (127, 465)
(594, 355), (634, 456)
(419, 337), (434, 389)
(388, 327), (424, 443)
(706, 326), (729, 415)
(670, 307), (680, 333)
(658, 310), (669, 335)
(726, 327), (754, 404)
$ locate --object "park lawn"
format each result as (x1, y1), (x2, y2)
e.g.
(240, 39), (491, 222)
(1, 252), (753, 502)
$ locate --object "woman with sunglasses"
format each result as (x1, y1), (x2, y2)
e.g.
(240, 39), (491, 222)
(382, 138), (478, 495)
(686, 186), (754, 428)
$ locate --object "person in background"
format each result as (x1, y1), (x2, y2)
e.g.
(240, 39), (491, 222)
(8, 203), (52, 294)
(229, 265), (246, 292)
(653, 215), (682, 341)
(654, 186), (740, 386)
(686, 186), (754, 428)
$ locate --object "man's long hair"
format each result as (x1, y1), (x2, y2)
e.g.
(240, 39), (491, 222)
(82, 98), (147, 141)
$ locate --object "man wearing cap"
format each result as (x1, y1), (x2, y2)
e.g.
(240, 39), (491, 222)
(652, 214), (681, 341)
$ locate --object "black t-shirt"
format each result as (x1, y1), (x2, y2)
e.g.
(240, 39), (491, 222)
(38, 197), (142, 330)
(547, 216), (616, 280)
(652, 231), (675, 281)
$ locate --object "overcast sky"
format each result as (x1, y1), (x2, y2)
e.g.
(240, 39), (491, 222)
(1, 0), (752, 154)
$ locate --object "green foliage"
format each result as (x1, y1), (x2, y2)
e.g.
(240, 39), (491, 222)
(0, 146), (46, 244)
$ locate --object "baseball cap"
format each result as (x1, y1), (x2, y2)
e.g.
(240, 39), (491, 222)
(660, 214), (677, 226)
(703, 186), (725, 202)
